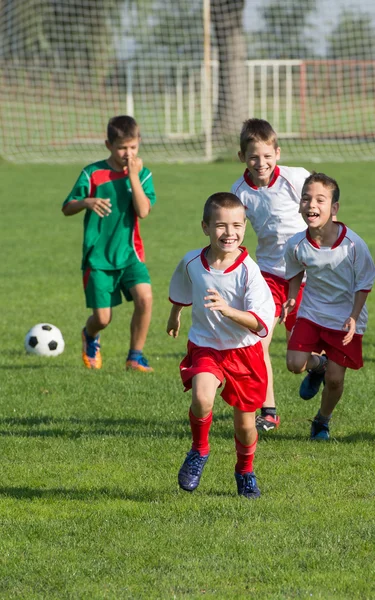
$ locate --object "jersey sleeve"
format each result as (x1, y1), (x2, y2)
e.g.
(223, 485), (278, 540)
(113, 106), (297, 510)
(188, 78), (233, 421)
(284, 236), (305, 280)
(243, 262), (276, 337)
(62, 168), (90, 207)
(169, 257), (193, 306)
(353, 238), (375, 292)
(140, 168), (156, 207)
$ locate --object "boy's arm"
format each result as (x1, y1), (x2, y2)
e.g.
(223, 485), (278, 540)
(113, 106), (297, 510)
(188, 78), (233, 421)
(279, 271), (304, 324)
(204, 289), (263, 332)
(342, 290), (369, 346)
(167, 303), (184, 338)
(128, 157), (152, 219)
(62, 197), (112, 217)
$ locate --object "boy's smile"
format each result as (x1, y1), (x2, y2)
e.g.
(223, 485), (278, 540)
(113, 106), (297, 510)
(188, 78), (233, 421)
(202, 206), (246, 260)
(239, 140), (280, 187)
(300, 181), (339, 229)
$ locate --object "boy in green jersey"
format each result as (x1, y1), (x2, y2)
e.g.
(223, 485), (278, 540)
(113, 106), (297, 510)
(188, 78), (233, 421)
(62, 115), (156, 371)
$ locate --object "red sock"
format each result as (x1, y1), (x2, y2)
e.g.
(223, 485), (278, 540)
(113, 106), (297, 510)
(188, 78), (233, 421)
(234, 435), (258, 475)
(189, 409), (212, 456)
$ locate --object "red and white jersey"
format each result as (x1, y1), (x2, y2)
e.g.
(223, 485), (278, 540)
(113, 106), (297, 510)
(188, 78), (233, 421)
(169, 246), (275, 350)
(284, 223), (375, 334)
(231, 166), (309, 278)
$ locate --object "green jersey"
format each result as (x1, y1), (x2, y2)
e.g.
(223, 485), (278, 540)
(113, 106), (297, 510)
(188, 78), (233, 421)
(63, 160), (156, 270)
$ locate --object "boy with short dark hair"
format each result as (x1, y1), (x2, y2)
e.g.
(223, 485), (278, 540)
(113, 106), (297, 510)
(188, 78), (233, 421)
(167, 192), (275, 499)
(281, 172), (375, 440)
(62, 115), (156, 371)
(231, 118), (310, 432)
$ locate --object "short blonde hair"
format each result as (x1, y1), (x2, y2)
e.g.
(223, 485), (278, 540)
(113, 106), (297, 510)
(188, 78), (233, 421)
(240, 118), (278, 154)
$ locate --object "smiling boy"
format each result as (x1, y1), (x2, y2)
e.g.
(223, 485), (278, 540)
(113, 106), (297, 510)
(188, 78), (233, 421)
(231, 118), (310, 432)
(281, 173), (375, 440)
(167, 192), (275, 499)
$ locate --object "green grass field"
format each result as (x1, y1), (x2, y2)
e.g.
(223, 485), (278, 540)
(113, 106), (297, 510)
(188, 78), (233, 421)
(1, 160), (375, 599)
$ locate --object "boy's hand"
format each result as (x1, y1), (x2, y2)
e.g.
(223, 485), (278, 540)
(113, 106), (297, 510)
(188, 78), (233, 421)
(127, 156), (143, 177)
(204, 289), (231, 317)
(84, 197), (112, 217)
(167, 313), (181, 338)
(279, 298), (296, 324)
(342, 317), (356, 346)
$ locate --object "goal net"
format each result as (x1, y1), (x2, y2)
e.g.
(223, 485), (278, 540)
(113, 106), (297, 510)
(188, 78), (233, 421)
(1, 0), (375, 163)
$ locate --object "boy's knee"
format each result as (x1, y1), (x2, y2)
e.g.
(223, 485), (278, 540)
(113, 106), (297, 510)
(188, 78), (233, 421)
(133, 287), (153, 310)
(286, 357), (305, 374)
(95, 313), (112, 329)
(325, 373), (344, 390)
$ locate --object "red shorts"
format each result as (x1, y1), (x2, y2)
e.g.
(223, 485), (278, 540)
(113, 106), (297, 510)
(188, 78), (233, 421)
(180, 341), (268, 412)
(262, 271), (304, 332)
(288, 317), (363, 370)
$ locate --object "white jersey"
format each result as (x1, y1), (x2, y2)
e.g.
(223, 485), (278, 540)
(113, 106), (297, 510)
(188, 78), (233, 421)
(231, 165), (310, 278)
(284, 223), (375, 334)
(169, 246), (275, 350)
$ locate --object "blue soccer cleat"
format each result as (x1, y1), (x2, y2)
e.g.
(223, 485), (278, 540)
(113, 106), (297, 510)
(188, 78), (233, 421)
(178, 449), (209, 492)
(300, 355), (328, 400)
(310, 417), (330, 441)
(235, 471), (261, 499)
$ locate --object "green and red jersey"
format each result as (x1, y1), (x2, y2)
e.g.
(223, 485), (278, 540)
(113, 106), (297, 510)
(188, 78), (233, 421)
(63, 160), (156, 270)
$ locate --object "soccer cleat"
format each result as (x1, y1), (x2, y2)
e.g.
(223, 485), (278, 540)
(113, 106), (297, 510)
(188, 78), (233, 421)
(81, 328), (102, 369)
(126, 354), (154, 372)
(255, 414), (280, 432)
(235, 471), (261, 499)
(299, 354), (328, 400)
(310, 417), (330, 441)
(178, 449), (209, 492)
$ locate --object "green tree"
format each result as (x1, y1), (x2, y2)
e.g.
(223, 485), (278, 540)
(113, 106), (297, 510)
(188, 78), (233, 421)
(255, 0), (317, 59)
(327, 11), (375, 59)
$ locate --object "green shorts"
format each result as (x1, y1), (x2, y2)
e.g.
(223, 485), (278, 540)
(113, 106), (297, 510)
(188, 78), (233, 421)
(82, 260), (151, 309)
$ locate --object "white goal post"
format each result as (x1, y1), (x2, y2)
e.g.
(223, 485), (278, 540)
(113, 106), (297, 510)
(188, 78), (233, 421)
(1, 0), (375, 163)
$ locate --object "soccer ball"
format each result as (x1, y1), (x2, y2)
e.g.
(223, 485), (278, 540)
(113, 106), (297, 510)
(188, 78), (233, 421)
(24, 323), (65, 357)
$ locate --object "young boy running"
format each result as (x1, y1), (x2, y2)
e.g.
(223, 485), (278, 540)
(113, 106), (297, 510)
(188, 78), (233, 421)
(231, 118), (310, 432)
(62, 115), (156, 371)
(281, 172), (375, 440)
(167, 192), (275, 499)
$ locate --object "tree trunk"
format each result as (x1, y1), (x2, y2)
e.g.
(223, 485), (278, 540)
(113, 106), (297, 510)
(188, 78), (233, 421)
(211, 0), (247, 138)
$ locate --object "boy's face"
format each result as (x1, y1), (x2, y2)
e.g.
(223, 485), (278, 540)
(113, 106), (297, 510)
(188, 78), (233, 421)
(106, 136), (140, 170)
(239, 140), (280, 187)
(300, 181), (339, 228)
(202, 206), (246, 255)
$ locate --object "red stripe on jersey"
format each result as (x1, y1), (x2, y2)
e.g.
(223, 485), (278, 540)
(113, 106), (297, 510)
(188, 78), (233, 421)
(132, 212), (145, 262)
(90, 169), (127, 196)
(200, 246), (248, 272)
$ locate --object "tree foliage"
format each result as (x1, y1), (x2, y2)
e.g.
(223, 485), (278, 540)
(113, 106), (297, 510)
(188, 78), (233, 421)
(254, 0), (317, 59)
(326, 11), (375, 60)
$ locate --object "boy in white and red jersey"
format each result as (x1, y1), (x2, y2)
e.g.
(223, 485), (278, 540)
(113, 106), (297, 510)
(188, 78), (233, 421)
(167, 192), (275, 499)
(281, 173), (375, 440)
(231, 118), (310, 432)
(62, 115), (156, 372)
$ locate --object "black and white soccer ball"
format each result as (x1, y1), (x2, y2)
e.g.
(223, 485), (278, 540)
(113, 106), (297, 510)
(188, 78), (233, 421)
(24, 323), (65, 357)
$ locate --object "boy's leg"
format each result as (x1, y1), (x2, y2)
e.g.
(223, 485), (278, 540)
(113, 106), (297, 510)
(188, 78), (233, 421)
(178, 372), (219, 492)
(310, 361), (346, 441)
(233, 408), (260, 499)
(126, 283), (153, 372)
(299, 353), (328, 400)
(82, 308), (112, 369)
(256, 317), (280, 432)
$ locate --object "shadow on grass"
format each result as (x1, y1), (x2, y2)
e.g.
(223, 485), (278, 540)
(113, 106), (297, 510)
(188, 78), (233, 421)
(0, 416), (374, 443)
(0, 485), (173, 502)
(0, 415), (189, 440)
